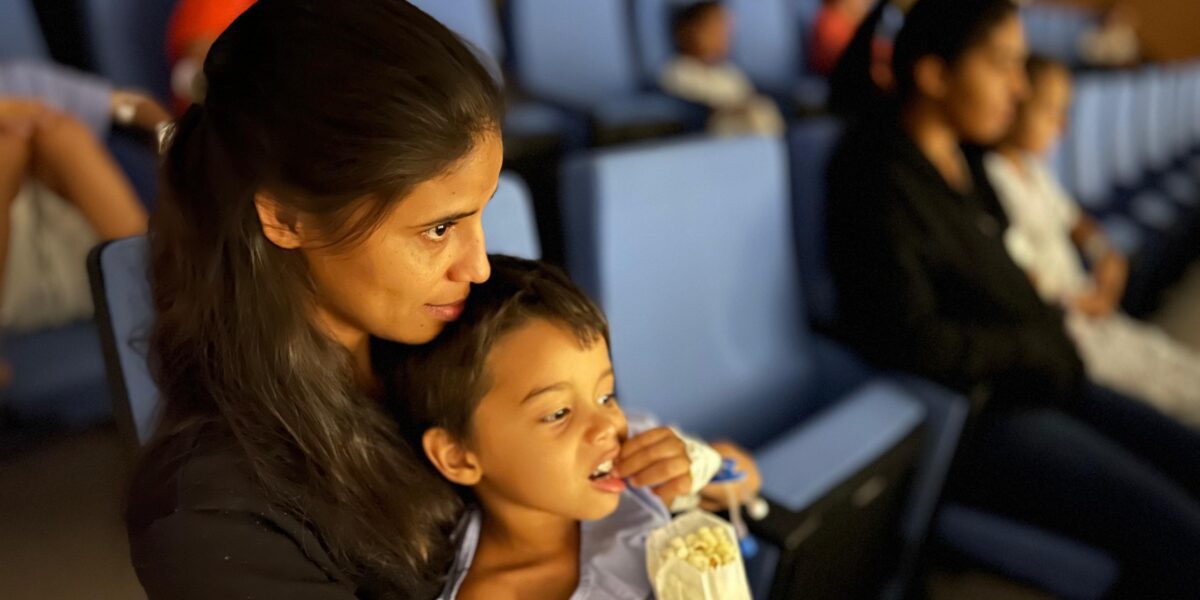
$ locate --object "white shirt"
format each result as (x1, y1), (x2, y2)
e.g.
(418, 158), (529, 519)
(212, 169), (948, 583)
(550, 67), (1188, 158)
(659, 57), (756, 110)
(985, 152), (1090, 303)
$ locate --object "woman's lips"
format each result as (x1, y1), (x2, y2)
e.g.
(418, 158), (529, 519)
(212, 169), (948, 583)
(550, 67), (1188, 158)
(424, 300), (466, 322)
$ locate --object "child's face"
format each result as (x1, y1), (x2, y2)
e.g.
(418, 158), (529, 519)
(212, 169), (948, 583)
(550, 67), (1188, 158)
(468, 318), (628, 521)
(1012, 67), (1073, 156)
(682, 7), (733, 63)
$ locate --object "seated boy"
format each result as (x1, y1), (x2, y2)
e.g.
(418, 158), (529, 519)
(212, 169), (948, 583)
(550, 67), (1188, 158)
(659, 1), (784, 137)
(386, 255), (762, 599)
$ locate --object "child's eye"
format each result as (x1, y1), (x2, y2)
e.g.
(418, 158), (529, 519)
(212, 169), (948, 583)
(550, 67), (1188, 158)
(540, 407), (572, 423)
(421, 222), (456, 242)
(598, 394), (618, 406)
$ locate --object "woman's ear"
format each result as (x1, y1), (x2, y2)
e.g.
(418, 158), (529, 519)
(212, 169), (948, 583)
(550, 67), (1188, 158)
(254, 190), (304, 249)
(913, 55), (950, 101)
(423, 428), (482, 486)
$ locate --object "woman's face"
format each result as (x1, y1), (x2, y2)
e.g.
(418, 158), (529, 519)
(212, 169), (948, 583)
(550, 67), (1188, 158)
(304, 132), (504, 346)
(942, 14), (1030, 144)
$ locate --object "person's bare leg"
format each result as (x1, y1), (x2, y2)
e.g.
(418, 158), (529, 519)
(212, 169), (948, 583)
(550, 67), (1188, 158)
(30, 110), (147, 240)
(0, 119), (35, 301)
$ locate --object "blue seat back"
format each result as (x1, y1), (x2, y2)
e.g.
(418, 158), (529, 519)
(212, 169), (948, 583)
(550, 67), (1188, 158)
(0, 0), (49, 59)
(633, 0), (693, 81)
(509, 0), (642, 106)
(1107, 74), (1141, 192)
(788, 118), (841, 327)
(483, 173), (541, 260)
(88, 235), (157, 448)
(728, 0), (800, 94)
(563, 135), (815, 448)
(1136, 69), (1173, 173)
(79, 0), (176, 99)
(1066, 75), (1114, 209)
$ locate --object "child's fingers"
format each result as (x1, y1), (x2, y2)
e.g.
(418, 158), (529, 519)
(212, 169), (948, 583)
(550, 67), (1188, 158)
(628, 454), (691, 488)
(616, 435), (687, 479)
(651, 473), (693, 507)
(618, 427), (675, 460)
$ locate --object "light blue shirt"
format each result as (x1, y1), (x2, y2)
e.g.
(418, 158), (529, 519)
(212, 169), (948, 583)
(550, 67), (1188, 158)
(439, 485), (672, 600)
(0, 60), (113, 137)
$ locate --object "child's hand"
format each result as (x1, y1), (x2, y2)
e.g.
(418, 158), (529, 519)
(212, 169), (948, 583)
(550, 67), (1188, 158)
(698, 441), (762, 512)
(616, 427), (692, 508)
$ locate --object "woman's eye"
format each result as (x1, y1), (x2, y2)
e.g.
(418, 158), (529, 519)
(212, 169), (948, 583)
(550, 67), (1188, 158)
(598, 394), (618, 407)
(540, 407), (572, 423)
(422, 222), (455, 242)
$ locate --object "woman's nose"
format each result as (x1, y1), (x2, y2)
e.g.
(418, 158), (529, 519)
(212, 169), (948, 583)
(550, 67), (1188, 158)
(448, 223), (491, 284)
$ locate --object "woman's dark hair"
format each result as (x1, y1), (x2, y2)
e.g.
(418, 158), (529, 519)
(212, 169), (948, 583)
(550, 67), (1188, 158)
(830, 0), (1020, 116)
(384, 255), (609, 451)
(142, 0), (503, 593)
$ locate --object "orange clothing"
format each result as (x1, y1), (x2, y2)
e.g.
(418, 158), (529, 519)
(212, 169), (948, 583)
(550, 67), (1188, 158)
(808, 5), (858, 76)
(166, 0), (255, 62)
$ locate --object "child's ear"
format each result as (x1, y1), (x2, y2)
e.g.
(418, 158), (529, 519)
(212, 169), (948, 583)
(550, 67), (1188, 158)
(423, 428), (482, 486)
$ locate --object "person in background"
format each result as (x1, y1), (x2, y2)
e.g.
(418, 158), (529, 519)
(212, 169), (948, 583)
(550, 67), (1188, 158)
(166, 0), (255, 113)
(826, 0), (1200, 595)
(0, 60), (160, 392)
(987, 56), (1200, 428)
(1078, 2), (1140, 69)
(808, 0), (875, 76)
(659, 1), (785, 137)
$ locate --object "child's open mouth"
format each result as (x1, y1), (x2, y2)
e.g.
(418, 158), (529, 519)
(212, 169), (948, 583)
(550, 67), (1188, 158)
(588, 459), (626, 493)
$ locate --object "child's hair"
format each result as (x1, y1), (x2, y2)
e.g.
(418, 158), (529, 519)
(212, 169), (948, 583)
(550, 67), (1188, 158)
(386, 255), (610, 449)
(672, 1), (725, 49)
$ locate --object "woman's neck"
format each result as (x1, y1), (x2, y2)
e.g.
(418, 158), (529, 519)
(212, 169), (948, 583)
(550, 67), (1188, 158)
(901, 100), (972, 194)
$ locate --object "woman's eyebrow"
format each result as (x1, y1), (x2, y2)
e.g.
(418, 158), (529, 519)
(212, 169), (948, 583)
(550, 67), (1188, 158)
(411, 209), (480, 230)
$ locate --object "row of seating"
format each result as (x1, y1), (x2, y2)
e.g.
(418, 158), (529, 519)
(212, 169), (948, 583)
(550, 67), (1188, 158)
(92, 125), (1122, 597)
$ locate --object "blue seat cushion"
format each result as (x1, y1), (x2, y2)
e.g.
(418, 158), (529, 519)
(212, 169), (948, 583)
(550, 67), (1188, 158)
(937, 504), (1118, 600)
(756, 380), (926, 511)
(4, 320), (110, 428)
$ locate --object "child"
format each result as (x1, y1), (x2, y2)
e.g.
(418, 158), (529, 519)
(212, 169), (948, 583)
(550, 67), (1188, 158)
(386, 256), (762, 599)
(659, 1), (785, 137)
(987, 56), (1200, 428)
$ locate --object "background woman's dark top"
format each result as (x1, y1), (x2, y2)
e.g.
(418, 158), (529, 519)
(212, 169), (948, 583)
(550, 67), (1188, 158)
(127, 423), (442, 600)
(825, 114), (1085, 410)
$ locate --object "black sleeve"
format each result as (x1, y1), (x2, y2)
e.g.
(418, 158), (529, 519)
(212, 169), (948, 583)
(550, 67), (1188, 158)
(131, 509), (360, 600)
(827, 160), (1081, 402)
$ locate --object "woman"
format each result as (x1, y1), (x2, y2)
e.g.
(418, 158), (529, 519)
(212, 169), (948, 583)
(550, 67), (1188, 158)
(825, 0), (1200, 596)
(128, 1), (504, 598)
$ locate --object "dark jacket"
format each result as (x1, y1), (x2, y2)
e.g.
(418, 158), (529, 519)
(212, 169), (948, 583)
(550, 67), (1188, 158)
(824, 115), (1085, 410)
(126, 423), (441, 600)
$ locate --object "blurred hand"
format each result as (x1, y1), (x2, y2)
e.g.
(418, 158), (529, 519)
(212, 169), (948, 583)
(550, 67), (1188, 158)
(699, 441), (762, 512)
(111, 90), (172, 133)
(617, 427), (693, 509)
(1072, 289), (1117, 319)
(1093, 252), (1129, 307)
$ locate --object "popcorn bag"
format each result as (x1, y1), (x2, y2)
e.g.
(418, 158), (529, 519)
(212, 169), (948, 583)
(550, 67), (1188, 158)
(646, 511), (753, 600)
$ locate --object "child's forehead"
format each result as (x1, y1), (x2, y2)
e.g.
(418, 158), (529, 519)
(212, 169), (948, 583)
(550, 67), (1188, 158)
(482, 319), (611, 390)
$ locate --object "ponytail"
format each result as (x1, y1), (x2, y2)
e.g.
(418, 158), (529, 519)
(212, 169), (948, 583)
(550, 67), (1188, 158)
(828, 0), (891, 118)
